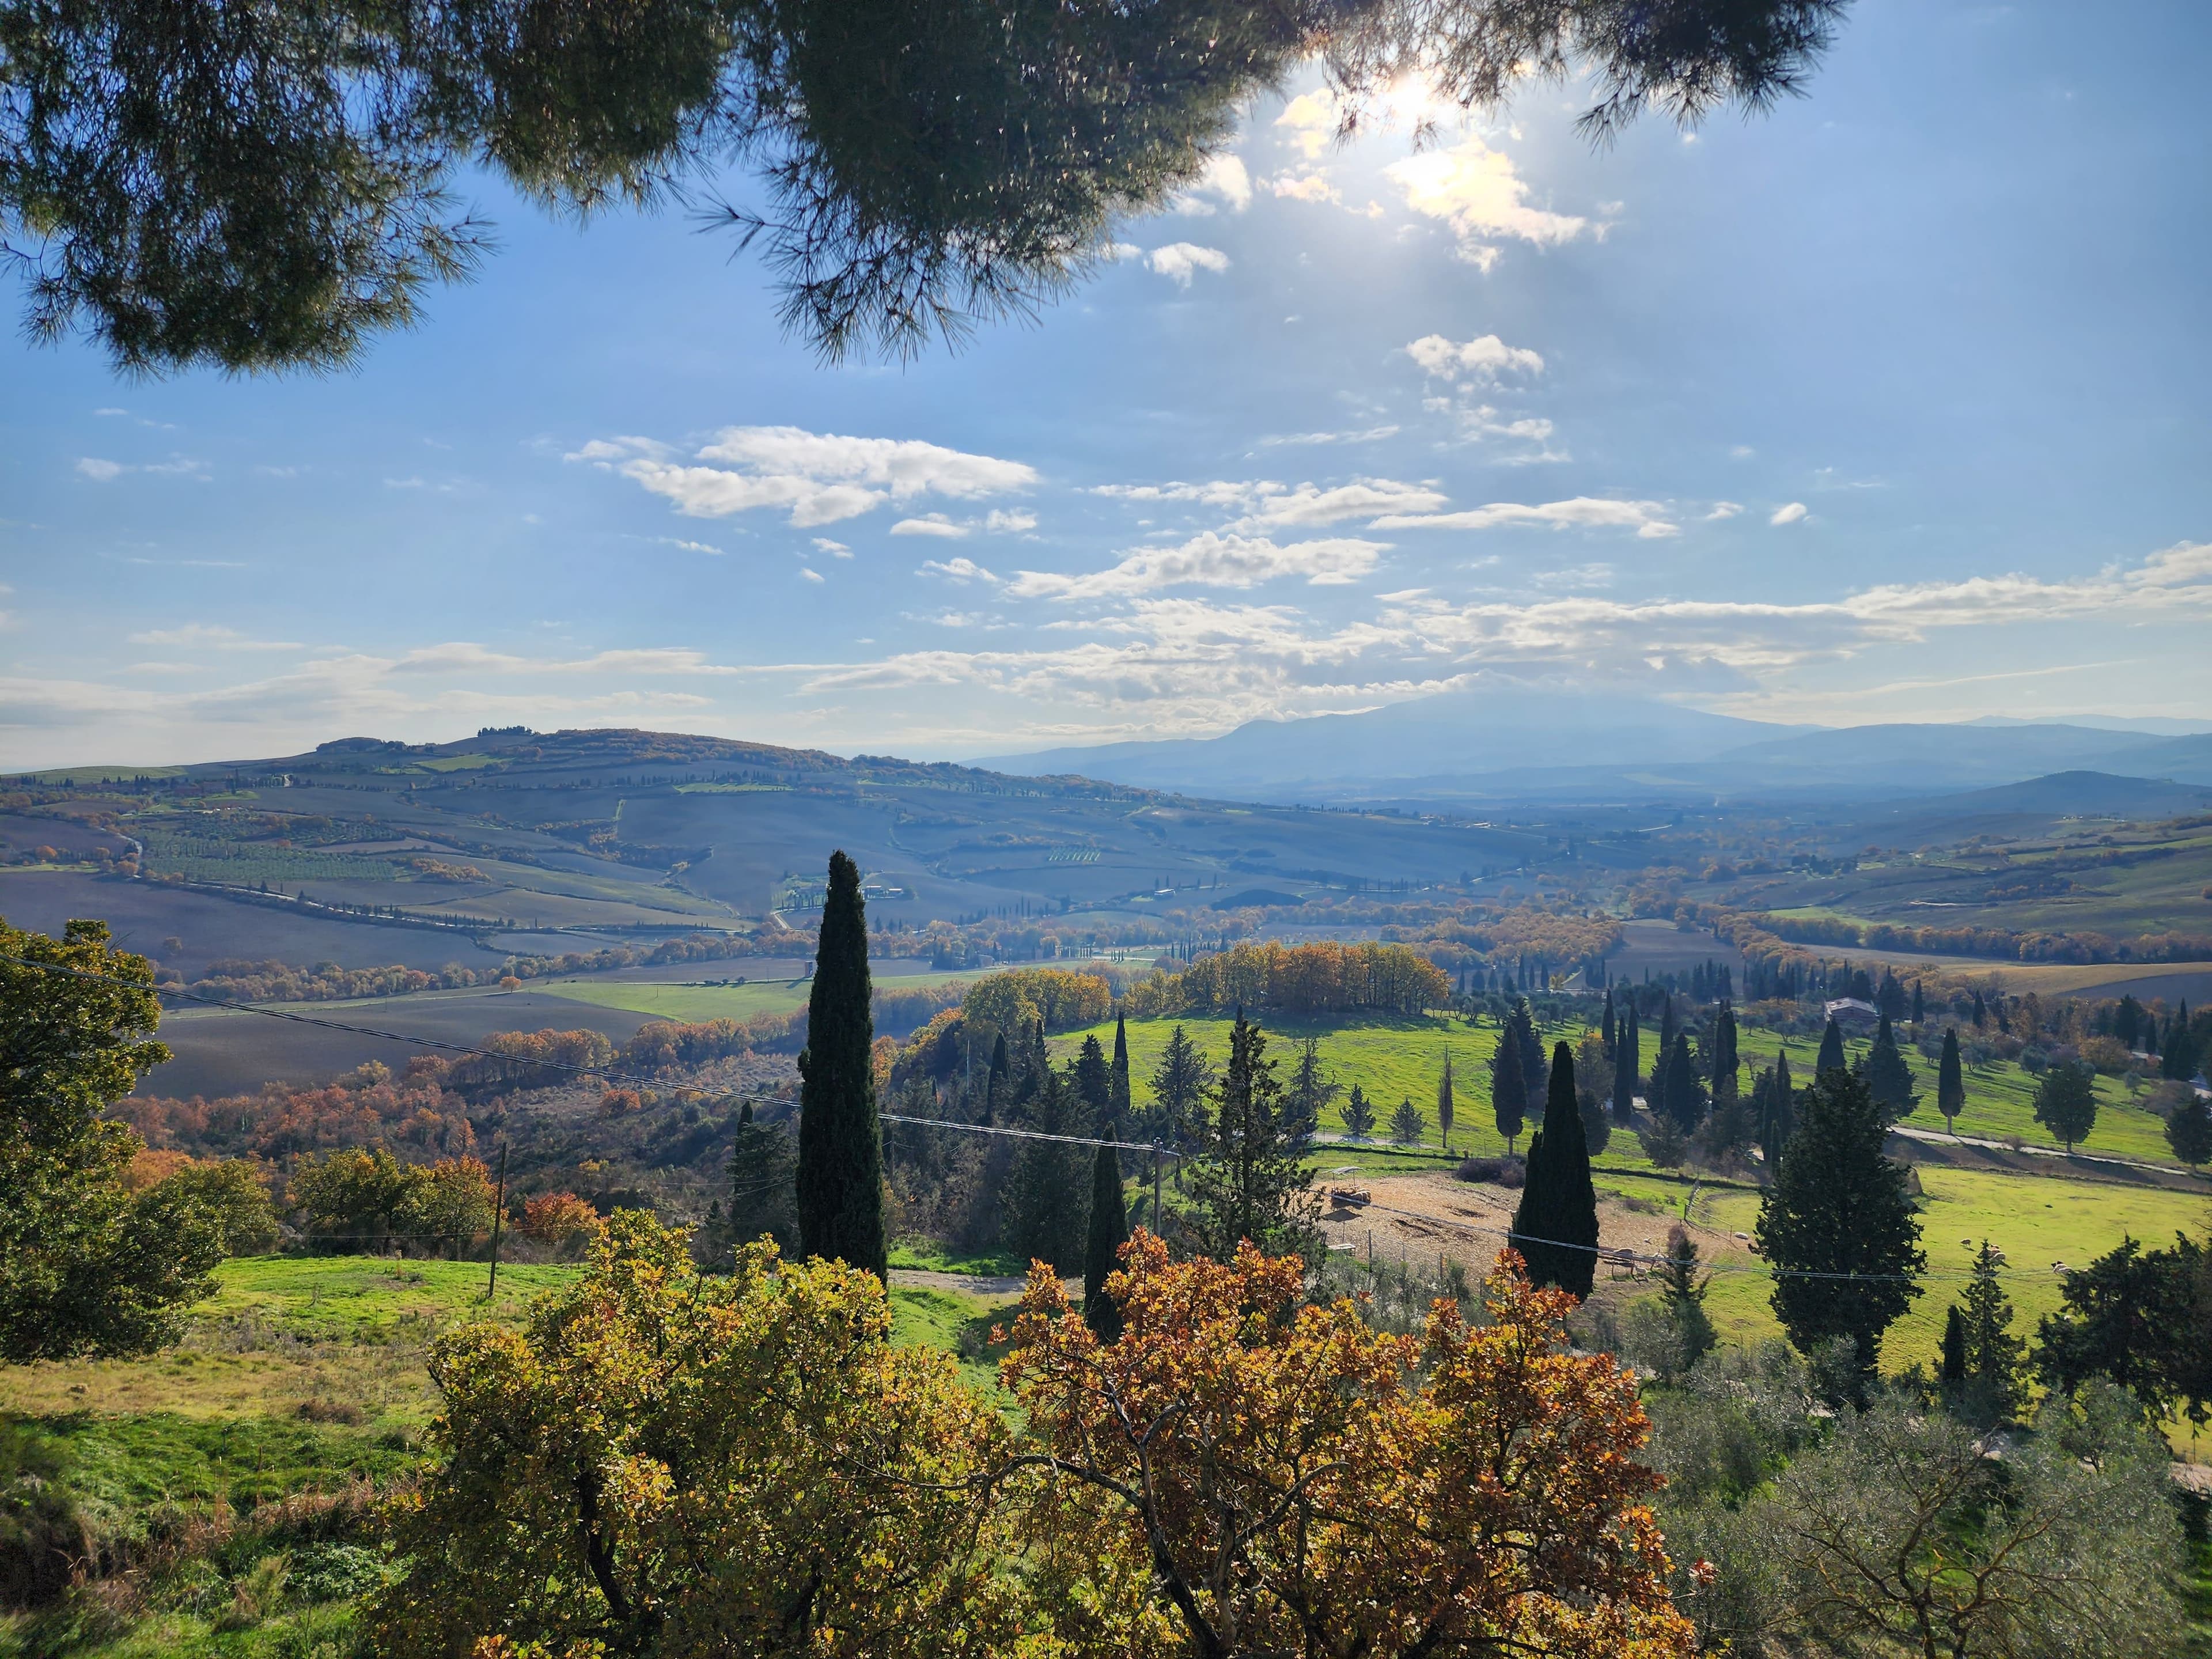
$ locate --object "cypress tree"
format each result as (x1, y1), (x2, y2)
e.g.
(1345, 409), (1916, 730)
(1492, 1031), (1526, 1155)
(1082, 1141), (1128, 1341)
(1512, 1041), (1597, 1298)
(1910, 979), (1925, 1024)
(1659, 1223), (1715, 1372)
(1002, 1068), (1090, 1272)
(1710, 1005), (1740, 1107)
(1072, 1033), (1112, 1127)
(1110, 1014), (1132, 1126)
(1815, 1016), (1847, 1077)
(1759, 1050), (1796, 1169)
(1436, 1052), (1455, 1151)
(2163, 1003), (2199, 1082)
(794, 850), (887, 1278)
(1755, 1065), (1925, 1391)
(1938, 1028), (1965, 1132)
(1612, 1001), (1640, 1125)
(1959, 1239), (2023, 1421)
(1940, 1305), (1967, 1389)
(1865, 1012), (1918, 1121)
(1663, 1033), (1706, 1133)
(1601, 986), (1617, 1059)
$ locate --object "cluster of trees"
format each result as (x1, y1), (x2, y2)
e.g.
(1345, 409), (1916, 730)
(374, 1213), (1695, 1659)
(289, 1147), (499, 1255)
(1121, 940), (1450, 1019)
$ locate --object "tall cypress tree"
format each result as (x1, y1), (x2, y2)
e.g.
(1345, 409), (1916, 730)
(794, 850), (887, 1278)
(1663, 1033), (1706, 1133)
(1601, 986), (1617, 1059)
(1512, 1041), (1597, 1298)
(1082, 1140), (1128, 1341)
(1865, 1013), (1918, 1121)
(1109, 1014), (1132, 1127)
(1940, 1305), (1967, 1389)
(1436, 1051), (1455, 1152)
(1815, 1016), (1847, 1077)
(1758, 1050), (1796, 1170)
(1612, 1001), (1640, 1125)
(1755, 1065), (1925, 1392)
(1710, 1005), (1740, 1107)
(1492, 1031), (1526, 1155)
(1937, 1028), (1965, 1132)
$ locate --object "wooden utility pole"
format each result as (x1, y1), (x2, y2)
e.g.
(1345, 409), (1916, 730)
(486, 1143), (509, 1304)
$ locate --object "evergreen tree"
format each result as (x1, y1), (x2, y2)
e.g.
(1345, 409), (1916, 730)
(1081, 1141), (1128, 1342)
(1959, 1239), (2024, 1421)
(1755, 1066), (1925, 1392)
(1865, 1012), (1918, 1121)
(1109, 1014), (1132, 1126)
(795, 851), (887, 1278)
(2032, 1062), (2098, 1153)
(1611, 1001), (1640, 1126)
(1340, 1083), (1376, 1140)
(1282, 1036), (1338, 1152)
(1144, 1024), (1211, 1153)
(1910, 979), (1925, 1024)
(1601, 985), (1617, 1059)
(1071, 1033), (1113, 1127)
(1512, 1042), (1597, 1298)
(1492, 1032), (1526, 1155)
(1767, 1051), (1796, 1162)
(1940, 1305), (1967, 1389)
(1578, 1086), (1612, 1157)
(1183, 1014), (1319, 1263)
(2166, 1092), (2212, 1168)
(1001, 1069), (1090, 1272)
(986, 1032), (1010, 1121)
(2164, 1004), (2200, 1081)
(1971, 989), (1987, 1028)
(1658, 1222), (1715, 1372)
(1709, 1004), (1740, 1107)
(1815, 1015), (1847, 1077)
(1938, 1028), (1965, 1133)
(729, 1099), (800, 1255)
(1662, 1033), (1706, 1134)
(1436, 1052), (1456, 1151)
(1389, 1097), (1426, 1145)
(1498, 999), (1544, 1126)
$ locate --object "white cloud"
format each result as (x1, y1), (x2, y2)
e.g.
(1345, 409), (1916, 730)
(1374, 496), (1679, 539)
(800, 568), (826, 584)
(126, 624), (302, 651)
(983, 509), (1038, 534)
(1706, 502), (1744, 520)
(75, 458), (123, 481)
(1255, 425), (1400, 447)
(1275, 90), (1341, 160)
(921, 557), (999, 584)
(812, 538), (854, 558)
(1268, 171), (1341, 204)
(1145, 244), (1231, 287)
(572, 426), (1036, 527)
(1091, 479), (1259, 508)
(1406, 332), (1546, 383)
(1227, 479), (1448, 532)
(1176, 154), (1253, 214)
(891, 514), (969, 539)
(1770, 502), (1809, 525)
(1385, 138), (1588, 268)
(1530, 563), (1617, 590)
(1009, 531), (1385, 600)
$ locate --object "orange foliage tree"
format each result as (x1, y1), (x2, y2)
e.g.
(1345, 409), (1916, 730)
(1001, 1232), (1695, 1659)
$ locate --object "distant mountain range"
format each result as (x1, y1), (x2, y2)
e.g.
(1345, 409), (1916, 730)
(989, 687), (2212, 806)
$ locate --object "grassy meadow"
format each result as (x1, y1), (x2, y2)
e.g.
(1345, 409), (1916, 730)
(536, 965), (981, 1026)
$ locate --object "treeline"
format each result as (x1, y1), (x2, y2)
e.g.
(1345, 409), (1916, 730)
(1717, 904), (2212, 967)
(1122, 941), (1450, 1018)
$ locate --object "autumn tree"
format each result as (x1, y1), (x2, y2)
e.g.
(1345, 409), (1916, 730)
(372, 1214), (1023, 1658)
(1001, 1233), (1698, 1659)
(1, 918), (226, 1362)
(1182, 1014), (1320, 1262)
(797, 850), (887, 1278)
(1756, 1066), (1924, 1392)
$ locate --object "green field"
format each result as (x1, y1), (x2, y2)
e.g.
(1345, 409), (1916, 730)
(539, 967), (981, 1025)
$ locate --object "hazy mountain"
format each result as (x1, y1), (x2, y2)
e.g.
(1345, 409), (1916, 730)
(990, 690), (2212, 806)
(991, 684), (1797, 796)
(1964, 714), (2212, 736)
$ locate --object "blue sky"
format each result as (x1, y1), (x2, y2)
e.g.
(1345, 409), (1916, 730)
(4, 0), (2209, 771)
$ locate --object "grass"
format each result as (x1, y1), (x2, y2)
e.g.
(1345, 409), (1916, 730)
(1732, 1023), (2197, 1168)
(539, 967), (980, 1025)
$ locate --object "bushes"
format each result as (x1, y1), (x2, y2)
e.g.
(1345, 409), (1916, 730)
(289, 1150), (495, 1256)
(1121, 940), (1449, 1020)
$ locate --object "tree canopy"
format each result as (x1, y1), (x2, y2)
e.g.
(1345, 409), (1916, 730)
(0, 0), (1854, 370)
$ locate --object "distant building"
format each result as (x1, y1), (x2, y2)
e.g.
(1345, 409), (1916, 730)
(1824, 997), (1880, 1031)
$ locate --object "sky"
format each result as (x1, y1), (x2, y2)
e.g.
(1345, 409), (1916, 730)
(3, 0), (2210, 772)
